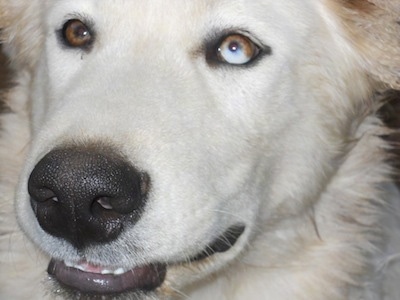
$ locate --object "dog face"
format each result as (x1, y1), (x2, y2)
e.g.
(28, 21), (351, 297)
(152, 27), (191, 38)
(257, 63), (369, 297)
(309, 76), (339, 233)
(2, 0), (397, 298)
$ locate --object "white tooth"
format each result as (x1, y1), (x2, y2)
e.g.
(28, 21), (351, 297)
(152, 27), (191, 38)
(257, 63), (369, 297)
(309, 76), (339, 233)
(101, 269), (113, 275)
(65, 261), (74, 268)
(74, 264), (86, 272)
(114, 268), (125, 275)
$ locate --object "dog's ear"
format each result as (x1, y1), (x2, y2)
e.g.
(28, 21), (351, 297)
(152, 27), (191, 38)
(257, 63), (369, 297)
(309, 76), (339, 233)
(334, 0), (400, 89)
(0, 0), (43, 71)
(0, 0), (13, 40)
(0, 1), (11, 34)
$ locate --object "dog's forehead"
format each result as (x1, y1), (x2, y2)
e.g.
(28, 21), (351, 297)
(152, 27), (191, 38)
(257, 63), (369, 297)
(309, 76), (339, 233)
(47, 0), (221, 25)
(45, 0), (315, 33)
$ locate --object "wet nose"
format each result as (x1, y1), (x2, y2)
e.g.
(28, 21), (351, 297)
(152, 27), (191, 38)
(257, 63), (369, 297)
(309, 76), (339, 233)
(28, 146), (150, 249)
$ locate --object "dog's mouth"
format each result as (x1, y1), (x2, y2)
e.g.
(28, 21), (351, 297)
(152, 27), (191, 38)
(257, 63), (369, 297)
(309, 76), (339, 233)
(47, 225), (245, 295)
(48, 260), (166, 295)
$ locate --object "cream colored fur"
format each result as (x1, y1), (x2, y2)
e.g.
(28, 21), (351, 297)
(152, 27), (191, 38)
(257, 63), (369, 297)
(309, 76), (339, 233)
(1, 1), (400, 299)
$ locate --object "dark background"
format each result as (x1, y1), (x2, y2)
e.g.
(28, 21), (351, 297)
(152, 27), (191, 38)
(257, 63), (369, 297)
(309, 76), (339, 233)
(0, 46), (9, 90)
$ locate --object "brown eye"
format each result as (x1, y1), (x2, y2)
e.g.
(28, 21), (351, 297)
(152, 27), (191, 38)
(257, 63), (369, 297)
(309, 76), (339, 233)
(62, 19), (93, 49)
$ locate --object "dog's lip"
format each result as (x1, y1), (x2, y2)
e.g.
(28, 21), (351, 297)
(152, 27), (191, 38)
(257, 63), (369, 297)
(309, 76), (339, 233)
(47, 259), (167, 295)
(191, 225), (245, 261)
(47, 224), (245, 295)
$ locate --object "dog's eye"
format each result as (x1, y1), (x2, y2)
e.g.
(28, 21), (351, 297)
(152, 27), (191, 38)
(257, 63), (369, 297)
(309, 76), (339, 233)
(216, 34), (260, 65)
(61, 19), (93, 49)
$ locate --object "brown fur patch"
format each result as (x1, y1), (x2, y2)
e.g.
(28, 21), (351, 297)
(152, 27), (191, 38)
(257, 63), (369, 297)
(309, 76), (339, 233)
(341, 0), (377, 13)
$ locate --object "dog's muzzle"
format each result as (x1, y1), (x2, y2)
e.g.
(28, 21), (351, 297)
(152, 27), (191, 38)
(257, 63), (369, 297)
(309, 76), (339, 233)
(27, 145), (245, 295)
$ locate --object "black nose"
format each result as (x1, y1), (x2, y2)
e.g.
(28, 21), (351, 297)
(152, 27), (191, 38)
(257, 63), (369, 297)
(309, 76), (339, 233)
(28, 146), (150, 249)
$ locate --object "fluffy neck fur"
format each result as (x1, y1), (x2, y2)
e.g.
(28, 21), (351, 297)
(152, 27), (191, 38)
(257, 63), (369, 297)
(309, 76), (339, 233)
(185, 106), (395, 300)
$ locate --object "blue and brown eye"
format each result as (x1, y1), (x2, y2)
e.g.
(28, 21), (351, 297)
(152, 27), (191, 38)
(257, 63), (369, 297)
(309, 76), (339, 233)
(61, 19), (93, 49)
(207, 33), (269, 66)
(217, 34), (260, 65)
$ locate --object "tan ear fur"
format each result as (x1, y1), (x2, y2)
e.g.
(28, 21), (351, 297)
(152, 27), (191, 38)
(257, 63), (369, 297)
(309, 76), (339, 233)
(0, 0), (43, 71)
(332, 0), (400, 89)
(0, 0), (11, 33)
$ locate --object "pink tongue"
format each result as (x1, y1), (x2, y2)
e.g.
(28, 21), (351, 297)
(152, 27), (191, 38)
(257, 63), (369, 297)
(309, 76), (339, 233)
(48, 259), (167, 295)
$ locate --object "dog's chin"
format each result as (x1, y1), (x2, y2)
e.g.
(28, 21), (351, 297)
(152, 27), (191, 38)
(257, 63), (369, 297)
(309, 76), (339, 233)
(46, 225), (245, 298)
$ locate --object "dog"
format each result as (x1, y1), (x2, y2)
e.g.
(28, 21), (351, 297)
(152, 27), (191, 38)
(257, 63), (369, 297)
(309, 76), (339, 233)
(1, 0), (400, 299)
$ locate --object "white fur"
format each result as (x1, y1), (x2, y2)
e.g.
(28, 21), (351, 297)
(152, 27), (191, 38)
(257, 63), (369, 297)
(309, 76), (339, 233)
(1, 0), (400, 299)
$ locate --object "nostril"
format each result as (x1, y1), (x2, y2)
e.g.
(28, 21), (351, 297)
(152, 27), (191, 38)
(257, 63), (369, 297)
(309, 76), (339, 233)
(91, 196), (121, 221)
(29, 186), (59, 203)
(95, 197), (113, 210)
